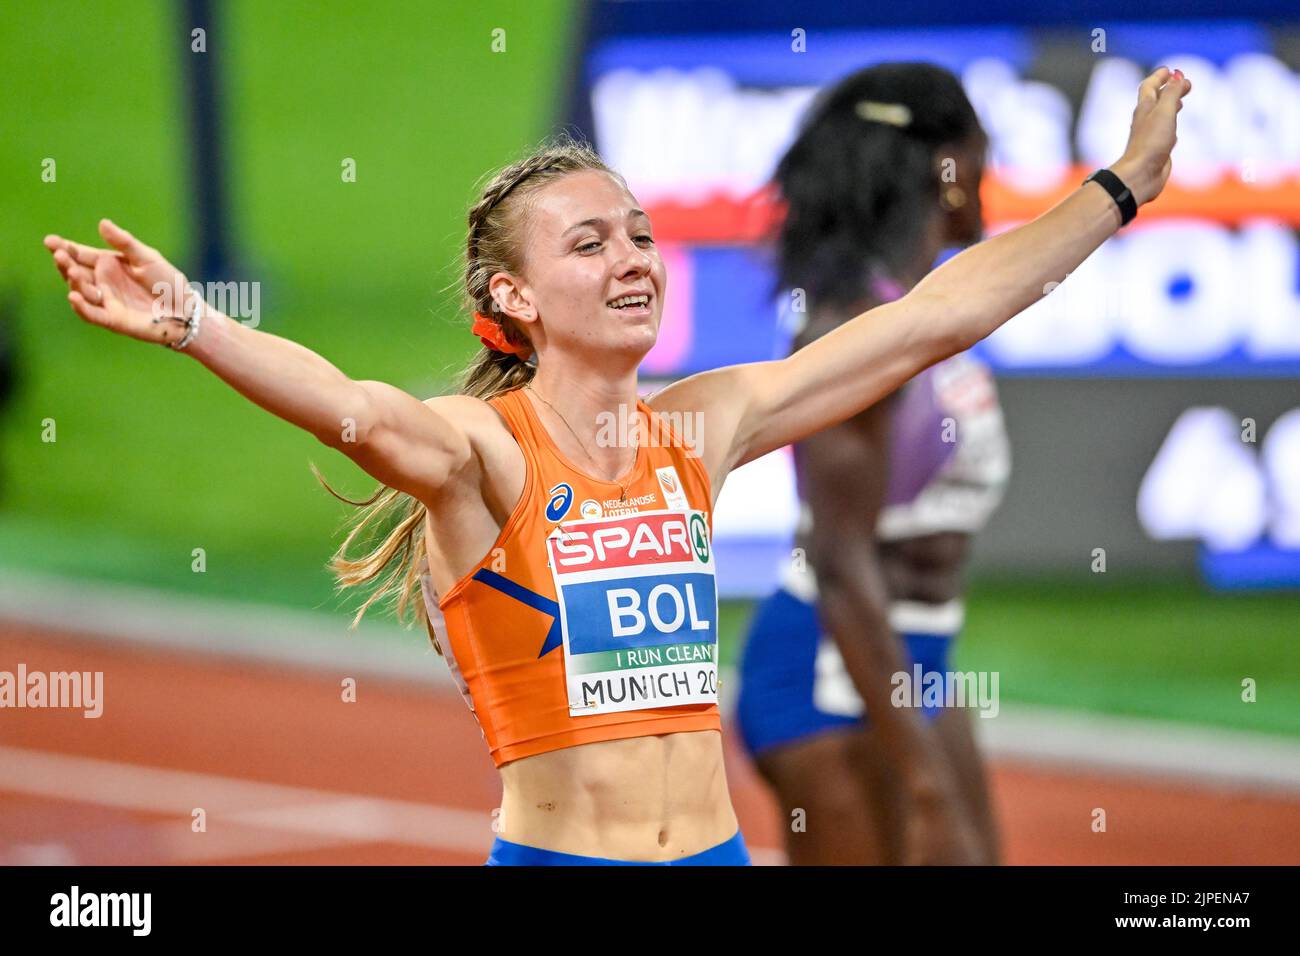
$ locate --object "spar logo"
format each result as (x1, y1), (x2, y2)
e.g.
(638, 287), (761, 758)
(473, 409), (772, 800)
(545, 482), (574, 522)
(552, 511), (699, 571)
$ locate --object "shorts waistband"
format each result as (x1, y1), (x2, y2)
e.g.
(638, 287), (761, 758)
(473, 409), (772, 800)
(888, 599), (964, 635)
(777, 567), (964, 636)
(485, 830), (751, 866)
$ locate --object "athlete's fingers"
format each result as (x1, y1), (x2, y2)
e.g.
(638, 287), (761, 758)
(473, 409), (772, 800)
(67, 289), (111, 328)
(1154, 80), (1190, 129)
(43, 234), (65, 261)
(54, 250), (98, 292)
(64, 238), (118, 269)
(52, 247), (93, 290)
(51, 247), (73, 282)
(68, 265), (102, 306)
(1135, 67), (1171, 112)
(1156, 69), (1192, 111)
(63, 256), (96, 290)
(98, 218), (157, 265)
(43, 234), (79, 260)
(45, 234), (103, 268)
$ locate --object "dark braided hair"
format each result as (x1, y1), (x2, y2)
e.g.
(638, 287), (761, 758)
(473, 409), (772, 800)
(772, 62), (985, 315)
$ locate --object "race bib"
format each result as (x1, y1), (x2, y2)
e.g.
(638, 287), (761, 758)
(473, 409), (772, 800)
(546, 508), (718, 716)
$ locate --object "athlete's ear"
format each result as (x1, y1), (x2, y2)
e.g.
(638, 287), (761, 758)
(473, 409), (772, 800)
(486, 271), (538, 331)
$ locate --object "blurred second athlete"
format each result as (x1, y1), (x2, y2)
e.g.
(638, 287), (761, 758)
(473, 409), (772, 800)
(737, 62), (1012, 865)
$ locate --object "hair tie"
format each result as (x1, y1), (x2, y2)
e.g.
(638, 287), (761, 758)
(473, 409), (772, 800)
(471, 311), (534, 359)
(855, 100), (912, 128)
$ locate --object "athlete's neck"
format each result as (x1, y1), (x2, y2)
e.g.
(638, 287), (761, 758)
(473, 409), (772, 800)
(525, 364), (641, 481)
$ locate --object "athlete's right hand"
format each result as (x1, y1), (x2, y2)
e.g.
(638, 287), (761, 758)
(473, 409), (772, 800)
(1110, 66), (1193, 207)
(44, 219), (195, 348)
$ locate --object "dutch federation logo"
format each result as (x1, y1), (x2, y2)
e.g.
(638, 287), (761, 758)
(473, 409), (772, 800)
(689, 513), (709, 563)
(546, 482), (574, 522)
(656, 466), (689, 510)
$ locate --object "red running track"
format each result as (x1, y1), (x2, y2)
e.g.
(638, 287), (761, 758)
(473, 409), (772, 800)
(2, 624), (1298, 865)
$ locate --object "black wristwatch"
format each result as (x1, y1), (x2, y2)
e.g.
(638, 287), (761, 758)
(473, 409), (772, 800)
(1082, 168), (1138, 227)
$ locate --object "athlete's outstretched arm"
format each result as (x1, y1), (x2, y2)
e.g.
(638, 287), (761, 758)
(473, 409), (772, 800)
(746, 67), (1188, 460)
(44, 221), (470, 504)
(654, 68), (1190, 490)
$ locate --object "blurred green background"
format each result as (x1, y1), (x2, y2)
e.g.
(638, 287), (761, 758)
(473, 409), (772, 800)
(1, 0), (575, 604)
(2, 2), (1295, 738)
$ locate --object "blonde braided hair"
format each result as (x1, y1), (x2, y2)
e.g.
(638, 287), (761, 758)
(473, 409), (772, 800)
(316, 132), (624, 642)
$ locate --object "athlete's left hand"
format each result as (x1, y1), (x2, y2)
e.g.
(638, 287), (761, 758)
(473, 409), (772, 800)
(1110, 66), (1193, 206)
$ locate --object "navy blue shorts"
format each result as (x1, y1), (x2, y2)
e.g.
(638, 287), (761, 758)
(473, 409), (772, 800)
(736, 586), (956, 758)
(485, 830), (751, 866)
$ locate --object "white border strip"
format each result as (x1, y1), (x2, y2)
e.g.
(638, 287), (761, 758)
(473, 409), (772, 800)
(974, 702), (1300, 794)
(721, 665), (1300, 794)
(0, 570), (451, 686)
(0, 743), (492, 864)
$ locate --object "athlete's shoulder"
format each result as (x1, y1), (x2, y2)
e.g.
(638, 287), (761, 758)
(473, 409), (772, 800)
(422, 391), (496, 415)
(416, 392), (528, 511)
(421, 391), (514, 424)
(421, 392), (520, 457)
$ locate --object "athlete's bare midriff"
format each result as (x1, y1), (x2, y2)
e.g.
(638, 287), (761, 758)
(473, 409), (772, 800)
(418, 392), (738, 859)
(498, 730), (738, 860)
(877, 532), (971, 604)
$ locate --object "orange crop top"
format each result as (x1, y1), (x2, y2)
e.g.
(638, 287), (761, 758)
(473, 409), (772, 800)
(418, 387), (721, 768)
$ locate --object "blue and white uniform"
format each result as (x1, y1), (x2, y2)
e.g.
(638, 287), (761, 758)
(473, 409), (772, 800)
(736, 350), (1011, 756)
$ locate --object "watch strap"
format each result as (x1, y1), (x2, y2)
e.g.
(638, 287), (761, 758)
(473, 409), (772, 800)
(1083, 168), (1138, 226)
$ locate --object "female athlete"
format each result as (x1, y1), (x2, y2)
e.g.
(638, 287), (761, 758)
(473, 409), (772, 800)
(44, 67), (1189, 865)
(737, 63), (1009, 865)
